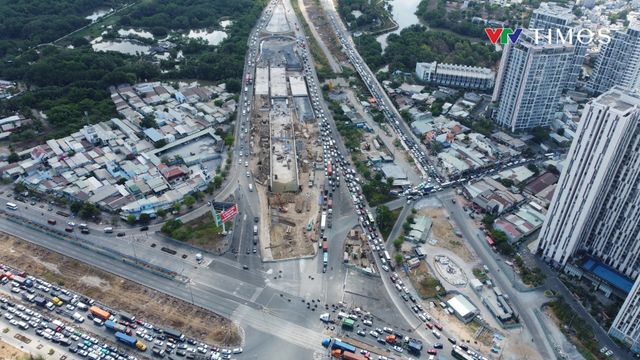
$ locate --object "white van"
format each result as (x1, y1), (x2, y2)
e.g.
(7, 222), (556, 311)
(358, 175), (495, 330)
(103, 227), (113, 233)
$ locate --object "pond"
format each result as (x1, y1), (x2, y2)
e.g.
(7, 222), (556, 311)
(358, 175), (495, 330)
(92, 41), (152, 55)
(187, 29), (228, 46)
(118, 29), (154, 39)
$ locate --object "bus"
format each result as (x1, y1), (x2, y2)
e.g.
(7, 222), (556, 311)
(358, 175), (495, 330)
(383, 251), (391, 262)
(5, 202), (17, 211)
(486, 235), (495, 246)
(451, 346), (474, 360)
(365, 210), (375, 224)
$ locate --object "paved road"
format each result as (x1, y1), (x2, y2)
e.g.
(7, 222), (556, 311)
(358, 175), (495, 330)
(296, 0), (342, 73)
(536, 258), (630, 359)
(439, 190), (553, 359)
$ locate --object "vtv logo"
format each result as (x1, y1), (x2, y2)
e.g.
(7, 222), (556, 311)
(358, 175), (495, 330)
(485, 28), (523, 44)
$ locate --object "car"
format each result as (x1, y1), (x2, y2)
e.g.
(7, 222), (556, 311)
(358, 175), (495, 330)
(425, 322), (433, 329)
(605, 350), (614, 357)
(433, 343), (443, 349)
(392, 346), (403, 353)
(369, 331), (379, 338)
(357, 330), (366, 337)
(242, 265), (249, 270)
(140, 226), (149, 231)
(117, 232), (125, 237)
(448, 337), (457, 344)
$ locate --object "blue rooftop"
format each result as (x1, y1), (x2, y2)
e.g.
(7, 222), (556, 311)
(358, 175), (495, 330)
(582, 258), (634, 294)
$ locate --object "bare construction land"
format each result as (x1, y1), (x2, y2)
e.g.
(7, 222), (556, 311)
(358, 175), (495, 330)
(0, 233), (240, 346)
(0, 340), (26, 360)
(419, 207), (475, 262)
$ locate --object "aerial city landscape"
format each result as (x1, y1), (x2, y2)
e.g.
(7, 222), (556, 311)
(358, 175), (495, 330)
(0, 0), (639, 359)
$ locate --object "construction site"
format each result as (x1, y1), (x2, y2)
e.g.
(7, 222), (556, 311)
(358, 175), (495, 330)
(250, 7), (324, 260)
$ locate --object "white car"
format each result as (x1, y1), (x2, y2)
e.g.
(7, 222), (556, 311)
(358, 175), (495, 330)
(381, 265), (389, 272)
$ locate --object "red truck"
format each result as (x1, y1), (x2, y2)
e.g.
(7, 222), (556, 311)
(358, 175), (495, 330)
(322, 240), (328, 253)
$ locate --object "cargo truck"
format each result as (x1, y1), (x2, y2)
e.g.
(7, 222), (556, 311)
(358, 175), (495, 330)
(34, 296), (46, 307)
(115, 331), (147, 351)
(320, 212), (327, 231)
(72, 312), (85, 323)
(323, 252), (328, 266)
(321, 338), (356, 353)
(119, 311), (136, 323)
(342, 352), (367, 360)
(253, 225), (258, 235)
(322, 240), (328, 252)
(162, 327), (185, 342)
(105, 320), (130, 335)
(89, 306), (111, 321)
(12, 275), (33, 287)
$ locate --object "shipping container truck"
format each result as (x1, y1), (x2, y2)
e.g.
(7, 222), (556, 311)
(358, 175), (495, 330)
(323, 252), (328, 266)
(163, 327), (185, 342)
(12, 275), (33, 287)
(58, 294), (73, 304)
(119, 311), (136, 323)
(89, 306), (111, 321)
(342, 352), (367, 360)
(321, 338), (356, 353)
(105, 320), (130, 334)
(115, 331), (147, 351)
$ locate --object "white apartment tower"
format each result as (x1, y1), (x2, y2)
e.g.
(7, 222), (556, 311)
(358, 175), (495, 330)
(611, 278), (640, 353)
(587, 24), (640, 95)
(528, 2), (588, 90)
(492, 30), (575, 131)
(537, 86), (640, 277)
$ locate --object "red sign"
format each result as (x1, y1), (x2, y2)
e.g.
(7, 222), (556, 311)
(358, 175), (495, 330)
(220, 204), (238, 223)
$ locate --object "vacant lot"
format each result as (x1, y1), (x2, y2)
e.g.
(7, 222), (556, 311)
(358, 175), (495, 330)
(407, 262), (445, 299)
(0, 340), (26, 360)
(420, 207), (474, 262)
(162, 212), (228, 252)
(0, 233), (241, 346)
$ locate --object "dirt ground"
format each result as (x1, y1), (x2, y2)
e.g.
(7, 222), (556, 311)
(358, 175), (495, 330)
(0, 234), (241, 346)
(181, 212), (227, 252)
(301, 0), (347, 63)
(419, 207), (475, 262)
(0, 341), (26, 360)
(406, 262), (444, 299)
(344, 227), (371, 269)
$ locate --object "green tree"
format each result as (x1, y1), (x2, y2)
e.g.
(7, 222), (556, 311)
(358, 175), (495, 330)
(7, 152), (19, 163)
(79, 202), (100, 220)
(161, 219), (183, 235)
(140, 115), (156, 129)
(13, 183), (26, 194)
(127, 214), (136, 225)
(394, 253), (404, 266)
(157, 208), (167, 218)
(224, 135), (235, 146)
(173, 202), (182, 212)
(154, 139), (167, 148)
(393, 238), (404, 251)
(214, 176), (223, 188)
(531, 126), (550, 144)
(139, 213), (151, 224)
(183, 195), (196, 208)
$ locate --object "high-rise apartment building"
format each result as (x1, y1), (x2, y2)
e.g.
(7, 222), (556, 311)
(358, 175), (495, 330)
(537, 86), (640, 277)
(528, 2), (587, 90)
(611, 278), (640, 353)
(587, 24), (640, 95)
(492, 30), (575, 131)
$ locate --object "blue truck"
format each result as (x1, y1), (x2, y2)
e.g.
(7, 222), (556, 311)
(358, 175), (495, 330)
(115, 332), (146, 351)
(105, 320), (129, 334)
(321, 338), (356, 353)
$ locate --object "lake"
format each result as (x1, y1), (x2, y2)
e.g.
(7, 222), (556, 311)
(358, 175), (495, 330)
(376, 0), (426, 50)
(92, 41), (152, 55)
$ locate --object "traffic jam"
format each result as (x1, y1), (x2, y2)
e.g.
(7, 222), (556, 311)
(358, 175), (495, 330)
(0, 265), (244, 360)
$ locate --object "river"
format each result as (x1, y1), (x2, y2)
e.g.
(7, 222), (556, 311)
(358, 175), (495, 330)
(376, 0), (426, 50)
